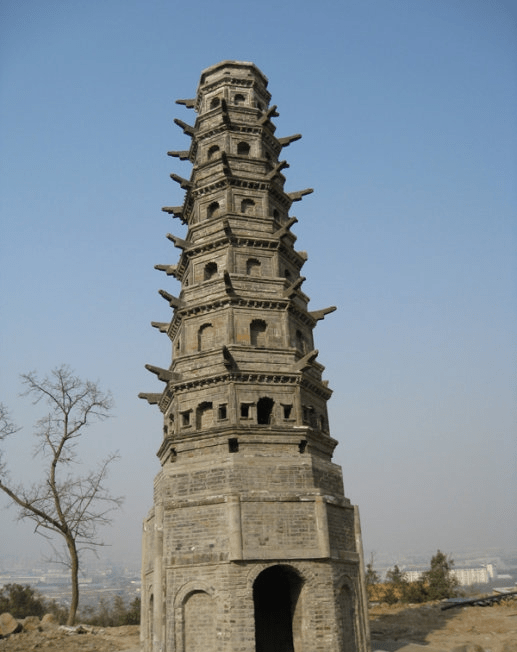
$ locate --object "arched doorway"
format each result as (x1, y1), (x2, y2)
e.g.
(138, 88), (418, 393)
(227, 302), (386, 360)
(253, 565), (303, 652)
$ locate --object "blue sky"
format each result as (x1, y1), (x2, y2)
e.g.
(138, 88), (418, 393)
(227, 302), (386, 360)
(1, 0), (516, 568)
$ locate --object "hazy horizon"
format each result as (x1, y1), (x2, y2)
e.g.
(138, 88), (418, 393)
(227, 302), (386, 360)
(1, 0), (515, 567)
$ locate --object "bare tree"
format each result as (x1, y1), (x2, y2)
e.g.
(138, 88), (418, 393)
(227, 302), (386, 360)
(0, 366), (123, 625)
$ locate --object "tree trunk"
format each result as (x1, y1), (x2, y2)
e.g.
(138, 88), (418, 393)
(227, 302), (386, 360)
(66, 536), (80, 625)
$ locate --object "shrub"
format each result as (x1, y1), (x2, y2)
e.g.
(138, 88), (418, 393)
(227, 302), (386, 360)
(365, 557), (380, 601)
(78, 595), (140, 626)
(0, 584), (66, 622)
(380, 551), (459, 605)
(422, 550), (459, 600)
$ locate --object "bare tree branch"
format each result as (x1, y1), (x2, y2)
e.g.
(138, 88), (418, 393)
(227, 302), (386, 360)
(0, 404), (19, 440)
(0, 404), (20, 479)
(0, 367), (122, 625)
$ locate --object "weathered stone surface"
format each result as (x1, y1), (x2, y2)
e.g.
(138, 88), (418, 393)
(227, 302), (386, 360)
(41, 613), (58, 628)
(373, 645), (447, 652)
(373, 645), (446, 652)
(0, 612), (22, 636)
(20, 616), (41, 632)
(141, 60), (370, 652)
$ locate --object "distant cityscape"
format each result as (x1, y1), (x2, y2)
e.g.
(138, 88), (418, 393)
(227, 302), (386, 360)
(0, 555), (141, 608)
(366, 547), (517, 590)
(1, 547), (515, 609)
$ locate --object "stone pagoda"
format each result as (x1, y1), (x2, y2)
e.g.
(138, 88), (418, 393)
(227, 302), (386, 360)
(140, 61), (371, 652)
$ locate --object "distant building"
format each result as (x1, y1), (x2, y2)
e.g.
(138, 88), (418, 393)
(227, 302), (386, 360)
(404, 564), (496, 586)
(452, 564), (496, 586)
(0, 574), (45, 587)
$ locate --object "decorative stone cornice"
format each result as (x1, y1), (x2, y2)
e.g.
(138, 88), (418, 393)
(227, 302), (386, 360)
(170, 232), (304, 266)
(156, 370), (304, 413)
(163, 286), (317, 340)
(300, 375), (333, 400)
(171, 296), (291, 322)
(173, 371), (301, 393)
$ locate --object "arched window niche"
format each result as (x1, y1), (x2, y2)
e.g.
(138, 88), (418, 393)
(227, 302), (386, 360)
(196, 401), (213, 430)
(234, 93), (246, 106)
(207, 201), (220, 220)
(198, 323), (214, 351)
(250, 319), (267, 347)
(241, 198), (255, 215)
(295, 330), (307, 354)
(337, 582), (358, 651)
(210, 97), (221, 109)
(237, 141), (250, 156)
(204, 262), (218, 281)
(207, 144), (220, 160)
(246, 258), (261, 276)
(184, 591), (216, 651)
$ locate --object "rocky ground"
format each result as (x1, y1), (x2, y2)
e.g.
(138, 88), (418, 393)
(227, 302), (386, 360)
(0, 615), (140, 652)
(0, 600), (516, 651)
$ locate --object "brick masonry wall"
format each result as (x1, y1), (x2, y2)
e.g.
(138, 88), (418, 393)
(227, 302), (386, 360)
(241, 500), (319, 558)
(160, 560), (363, 652)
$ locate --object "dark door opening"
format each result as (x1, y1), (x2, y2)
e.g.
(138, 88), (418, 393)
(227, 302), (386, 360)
(257, 397), (274, 424)
(253, 565), (302, 652)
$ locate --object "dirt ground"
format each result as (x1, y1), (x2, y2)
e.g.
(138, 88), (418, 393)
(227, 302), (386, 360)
(370, 600), (517, 652)
(0, 601), (516, 651)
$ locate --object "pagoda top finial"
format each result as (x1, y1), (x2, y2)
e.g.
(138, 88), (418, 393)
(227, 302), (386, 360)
(193, 61), (271, 115)
(198, 60), (269, 90)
